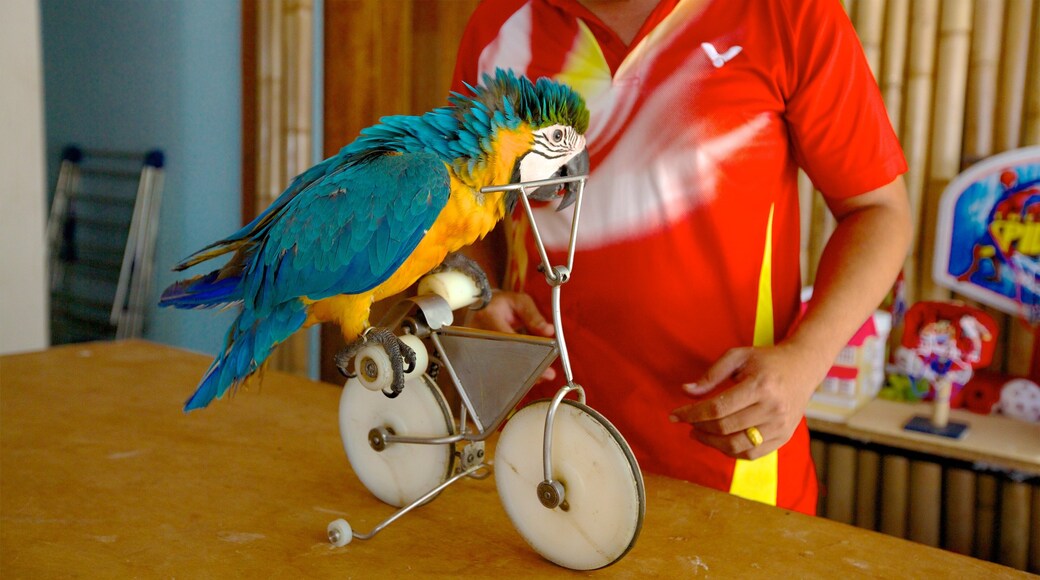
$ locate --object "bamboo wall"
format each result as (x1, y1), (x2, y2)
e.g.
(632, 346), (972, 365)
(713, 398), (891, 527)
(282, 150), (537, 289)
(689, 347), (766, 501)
(812, 436), (1040, 573)
(821, 0), (1040, 377)
(807, 2), (1040, 572)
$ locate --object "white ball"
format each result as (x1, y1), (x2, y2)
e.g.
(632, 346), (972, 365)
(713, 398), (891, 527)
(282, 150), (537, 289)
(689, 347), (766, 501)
(997, 379), (1040, 423)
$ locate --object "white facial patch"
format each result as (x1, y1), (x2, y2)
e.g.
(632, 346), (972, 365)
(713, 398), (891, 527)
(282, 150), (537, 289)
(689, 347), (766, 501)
(518, 125), (586, 182)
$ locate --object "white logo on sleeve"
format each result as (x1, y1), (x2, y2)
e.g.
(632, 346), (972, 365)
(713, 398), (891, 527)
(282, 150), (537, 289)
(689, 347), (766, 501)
(701, 42), (742, 68)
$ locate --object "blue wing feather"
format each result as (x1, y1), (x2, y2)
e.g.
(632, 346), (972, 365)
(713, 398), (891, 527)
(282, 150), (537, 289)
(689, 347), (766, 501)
(177, 151), (449, 410)
(246, 151), (449, 310)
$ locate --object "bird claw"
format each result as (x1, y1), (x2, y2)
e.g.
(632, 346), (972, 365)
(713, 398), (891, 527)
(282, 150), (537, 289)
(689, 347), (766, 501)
(334, 343), (361, 378)
(431, 253), (493, 310)
(335, 327), (415, 397)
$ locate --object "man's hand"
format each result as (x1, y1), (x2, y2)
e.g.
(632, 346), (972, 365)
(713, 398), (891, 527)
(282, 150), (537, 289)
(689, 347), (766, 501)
(669, 342), (831, 459)
(464, 290), (557, 382)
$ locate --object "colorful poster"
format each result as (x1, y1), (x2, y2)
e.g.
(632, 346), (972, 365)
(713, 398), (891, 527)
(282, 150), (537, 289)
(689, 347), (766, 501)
(934, 147), (1040, 322)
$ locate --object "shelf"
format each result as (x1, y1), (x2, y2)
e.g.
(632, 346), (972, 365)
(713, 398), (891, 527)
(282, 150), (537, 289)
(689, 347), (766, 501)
(808, 398), (1040, 475)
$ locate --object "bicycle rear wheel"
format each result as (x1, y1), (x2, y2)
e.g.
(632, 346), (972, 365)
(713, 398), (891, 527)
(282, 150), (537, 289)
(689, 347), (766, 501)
(339, 375), (454, 507)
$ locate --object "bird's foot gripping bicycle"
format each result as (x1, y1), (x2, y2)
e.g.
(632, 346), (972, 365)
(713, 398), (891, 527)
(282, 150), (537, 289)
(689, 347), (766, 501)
(327, 175), (645, 570)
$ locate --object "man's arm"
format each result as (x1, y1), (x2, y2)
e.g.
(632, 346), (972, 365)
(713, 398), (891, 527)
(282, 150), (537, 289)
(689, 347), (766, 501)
(670, 176), (912, 459)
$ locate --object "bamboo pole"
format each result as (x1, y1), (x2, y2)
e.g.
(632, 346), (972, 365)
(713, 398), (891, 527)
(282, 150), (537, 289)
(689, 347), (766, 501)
(290, 0), (313, 173)
(844, 0), (858, 21)
(963, 0), (1005, 165)
(806, 191), (830, 285)
(908, 460), (942, 547)
(919, 0), (974, 302)
(1008, 323), (1036, 376)
(826, 443), (857, 525)
(810, 437), (828, 517)
(1031, 484), (1040, 574)
(900, 0), (940, 305)
(854, 449), (880, 530)
(959, 1), (1012, 375)
(975, 473), (998, 560)
(263, 0), (285, 210)
(999, 481), (1032, 569)
(878, 0), (908, 356)
(881, 455), (909, 538)
(256, 0), (274, 213)
(995, 0), (1034, 151)
(1025, 9), (1040, 145)
(880, 0), (909, 136)
(854, 0), (885, 78)
(270, 0), (314, 378)
(944, 468), (976, 555)
(798, 170), (813, 284)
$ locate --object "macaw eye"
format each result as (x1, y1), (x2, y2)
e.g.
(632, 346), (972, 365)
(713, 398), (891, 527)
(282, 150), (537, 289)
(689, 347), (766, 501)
(551, 128), (564, 143)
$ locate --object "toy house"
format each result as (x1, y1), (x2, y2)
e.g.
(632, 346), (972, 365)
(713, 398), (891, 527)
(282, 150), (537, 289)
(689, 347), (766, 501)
(805, 308), (892, 422)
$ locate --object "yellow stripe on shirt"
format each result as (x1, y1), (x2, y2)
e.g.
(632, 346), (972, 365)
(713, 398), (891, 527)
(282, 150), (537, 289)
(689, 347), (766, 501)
(729, 204), (779, 506)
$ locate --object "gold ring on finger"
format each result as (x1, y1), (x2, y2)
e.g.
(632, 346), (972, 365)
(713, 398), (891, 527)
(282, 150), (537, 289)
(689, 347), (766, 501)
(745, 426), (764, 447)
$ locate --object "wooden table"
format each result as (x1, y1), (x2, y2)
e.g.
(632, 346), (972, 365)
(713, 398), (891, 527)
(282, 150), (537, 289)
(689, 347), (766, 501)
(1, 341), (1028, 577)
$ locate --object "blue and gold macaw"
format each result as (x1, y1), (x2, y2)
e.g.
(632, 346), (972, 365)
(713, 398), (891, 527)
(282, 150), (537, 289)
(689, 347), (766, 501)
(160, 69), (589, 410)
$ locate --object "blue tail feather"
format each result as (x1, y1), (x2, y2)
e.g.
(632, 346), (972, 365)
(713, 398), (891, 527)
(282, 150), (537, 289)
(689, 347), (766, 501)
(160, 270), (242, 309)
(183, 303), (307, 411)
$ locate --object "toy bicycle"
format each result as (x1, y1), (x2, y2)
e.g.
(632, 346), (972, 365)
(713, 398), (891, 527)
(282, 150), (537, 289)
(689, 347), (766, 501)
(326, 174), (645, 570)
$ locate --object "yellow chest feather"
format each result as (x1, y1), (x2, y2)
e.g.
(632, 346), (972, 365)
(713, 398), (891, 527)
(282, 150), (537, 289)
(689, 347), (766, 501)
(308, 127), (536, 337)
(376, 127), (536, 299)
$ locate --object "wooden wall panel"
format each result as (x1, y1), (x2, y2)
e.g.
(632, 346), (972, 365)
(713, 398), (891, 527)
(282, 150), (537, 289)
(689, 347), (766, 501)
(242, 1), (258, 225)
(320, 0), (478, 382)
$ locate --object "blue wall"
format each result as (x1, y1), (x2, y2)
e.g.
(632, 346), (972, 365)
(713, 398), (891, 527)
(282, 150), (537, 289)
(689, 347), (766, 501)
(41, 0), (241, 354)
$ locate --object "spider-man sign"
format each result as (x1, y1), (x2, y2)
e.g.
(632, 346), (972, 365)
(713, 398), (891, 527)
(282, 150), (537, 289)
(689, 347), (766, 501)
(934, 147), (1040, 322)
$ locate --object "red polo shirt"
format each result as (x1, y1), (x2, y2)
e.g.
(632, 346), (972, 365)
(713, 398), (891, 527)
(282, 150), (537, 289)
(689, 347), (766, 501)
(453, 0), (907, 515)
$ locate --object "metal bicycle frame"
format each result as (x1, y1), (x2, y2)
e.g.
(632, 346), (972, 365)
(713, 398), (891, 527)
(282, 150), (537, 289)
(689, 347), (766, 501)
(347, 172), (590, 539)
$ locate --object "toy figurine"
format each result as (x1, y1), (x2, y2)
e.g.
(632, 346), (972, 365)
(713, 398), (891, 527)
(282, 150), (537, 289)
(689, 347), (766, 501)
(895, 301), (998, 438)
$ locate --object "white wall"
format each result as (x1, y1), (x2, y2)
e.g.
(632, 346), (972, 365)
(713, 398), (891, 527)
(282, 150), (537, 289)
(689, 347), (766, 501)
(0, 0), (49, 355)
(40, 0), (242, 355)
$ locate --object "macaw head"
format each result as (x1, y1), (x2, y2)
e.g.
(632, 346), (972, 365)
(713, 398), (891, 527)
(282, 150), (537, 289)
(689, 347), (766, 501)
(450, 69), (590, 212)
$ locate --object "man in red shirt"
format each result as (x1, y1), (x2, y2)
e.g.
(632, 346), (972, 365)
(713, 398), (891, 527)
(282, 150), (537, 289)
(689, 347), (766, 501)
(454, 0), (911, 515)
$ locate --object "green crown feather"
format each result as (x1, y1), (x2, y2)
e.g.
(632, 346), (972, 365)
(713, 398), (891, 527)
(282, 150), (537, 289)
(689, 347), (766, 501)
(343, 69), (588, 167)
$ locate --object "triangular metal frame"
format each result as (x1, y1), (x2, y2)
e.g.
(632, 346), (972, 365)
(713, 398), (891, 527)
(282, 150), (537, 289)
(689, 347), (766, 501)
(430, 327), (557, 433)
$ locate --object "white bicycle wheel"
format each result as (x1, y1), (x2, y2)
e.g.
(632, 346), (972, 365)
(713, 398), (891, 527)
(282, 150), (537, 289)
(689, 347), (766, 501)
(339, 374), (454, 507)
(494, 399), (644, 570)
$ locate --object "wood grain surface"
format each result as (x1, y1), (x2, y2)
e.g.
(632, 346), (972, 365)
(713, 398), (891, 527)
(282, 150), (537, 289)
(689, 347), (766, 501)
(1, 341), (1028, 578)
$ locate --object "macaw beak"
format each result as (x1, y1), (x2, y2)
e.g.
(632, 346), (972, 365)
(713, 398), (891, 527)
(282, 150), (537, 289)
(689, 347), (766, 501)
(527, 148), (589, 211)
